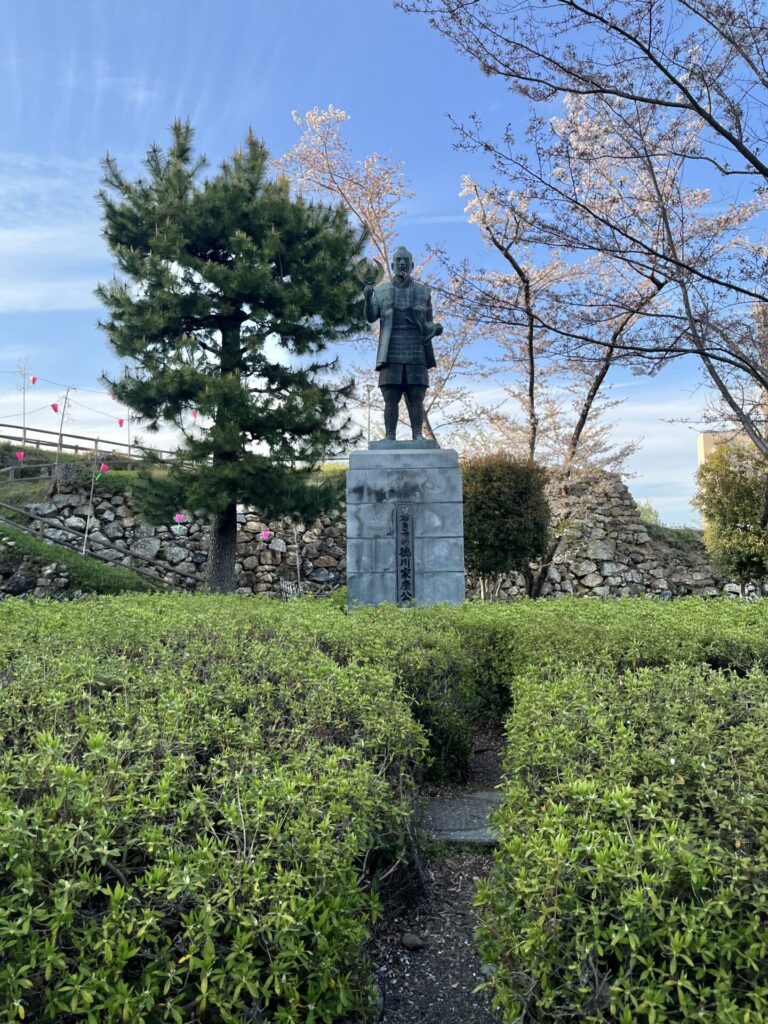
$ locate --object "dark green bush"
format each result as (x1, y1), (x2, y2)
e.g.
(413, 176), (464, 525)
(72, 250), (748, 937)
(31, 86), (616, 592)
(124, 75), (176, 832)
(695, 441), (768, 592)
(477, 662), (768, 1022)
(462, 454), (549, 599)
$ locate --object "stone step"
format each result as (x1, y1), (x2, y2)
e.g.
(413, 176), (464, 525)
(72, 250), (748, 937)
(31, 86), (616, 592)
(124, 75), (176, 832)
(420, 790), (505, 845)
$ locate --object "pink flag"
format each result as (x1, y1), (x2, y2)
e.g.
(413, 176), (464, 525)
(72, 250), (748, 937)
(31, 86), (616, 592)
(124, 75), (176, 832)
(51, 402), (59, 413)
(15, 451), (24, 462)
(118, 418), (124, 427)
(260, 530), (272, 541)
(191, 410), (198, 419)
(99, 463), (109, 473)
(30, 375), (37, 384)
(174, 512), (186, 524)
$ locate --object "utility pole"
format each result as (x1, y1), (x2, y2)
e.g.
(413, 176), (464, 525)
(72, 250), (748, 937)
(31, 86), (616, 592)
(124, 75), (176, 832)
(18, 357), (28, 446)
(56, 386), (72, 461)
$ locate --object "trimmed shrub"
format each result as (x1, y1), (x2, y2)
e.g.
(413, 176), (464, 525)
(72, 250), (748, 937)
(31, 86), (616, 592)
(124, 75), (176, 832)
(242, 600), (487, 781)
(0, 596), (425, 1023)
(441, 597), (768, 680)
(462, 454), (549, 600)
(5, 594), (768, 1021)
(477, 662), (768, 1022)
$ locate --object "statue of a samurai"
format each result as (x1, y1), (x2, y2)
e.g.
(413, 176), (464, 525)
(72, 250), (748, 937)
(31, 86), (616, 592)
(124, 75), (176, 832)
(364, 246), (443, 441)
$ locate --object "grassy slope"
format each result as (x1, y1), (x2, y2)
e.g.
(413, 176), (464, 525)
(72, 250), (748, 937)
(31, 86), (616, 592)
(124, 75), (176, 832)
(0, 521), (157, 594)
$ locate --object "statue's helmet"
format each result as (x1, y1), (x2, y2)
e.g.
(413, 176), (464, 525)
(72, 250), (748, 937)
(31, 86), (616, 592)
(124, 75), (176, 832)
(391, 246), (414, 269)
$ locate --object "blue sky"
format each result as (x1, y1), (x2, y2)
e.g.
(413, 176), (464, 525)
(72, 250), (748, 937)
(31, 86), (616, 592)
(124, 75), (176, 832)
(0, 0), (706, 523)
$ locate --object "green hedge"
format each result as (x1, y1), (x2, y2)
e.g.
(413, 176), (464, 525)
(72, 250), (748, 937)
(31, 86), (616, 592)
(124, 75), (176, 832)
(441, 597), (768, 678)
(477, 662), (768, 1022)
(262, 601), (491, 780)
(5, 594), (768, 1022)
(0, 596), (425, 1023)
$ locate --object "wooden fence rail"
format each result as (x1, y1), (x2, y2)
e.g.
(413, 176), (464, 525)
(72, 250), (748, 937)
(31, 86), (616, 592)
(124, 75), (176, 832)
(0, 423), (175, 460)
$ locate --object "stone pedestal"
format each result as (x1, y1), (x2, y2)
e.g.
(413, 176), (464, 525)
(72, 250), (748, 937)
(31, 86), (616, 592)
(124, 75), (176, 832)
(346, 446), (465, 607)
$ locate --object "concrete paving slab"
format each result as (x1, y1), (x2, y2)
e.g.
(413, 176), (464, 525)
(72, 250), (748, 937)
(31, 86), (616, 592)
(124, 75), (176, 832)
(420, 790), (506, 845)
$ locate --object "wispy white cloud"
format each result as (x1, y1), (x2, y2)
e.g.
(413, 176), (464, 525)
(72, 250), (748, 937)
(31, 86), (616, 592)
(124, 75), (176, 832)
(91, 61), (160, 110)
(0, 222), (104, 259)
(405, 213), (468, 225)
(0, 153), (108, 313)
(436, 376), (707, 524)
(0, 152), (101, 227)
(0, 279), (102, 314)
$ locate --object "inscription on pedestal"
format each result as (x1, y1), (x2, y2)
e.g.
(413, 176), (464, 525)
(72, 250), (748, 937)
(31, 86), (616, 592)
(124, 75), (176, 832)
(396, 502), (415, 605)
(346, 448), (464, 608)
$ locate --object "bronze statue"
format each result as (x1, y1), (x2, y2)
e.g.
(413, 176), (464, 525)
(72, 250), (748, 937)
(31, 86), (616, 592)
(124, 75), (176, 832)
(362, 246), (443, 441)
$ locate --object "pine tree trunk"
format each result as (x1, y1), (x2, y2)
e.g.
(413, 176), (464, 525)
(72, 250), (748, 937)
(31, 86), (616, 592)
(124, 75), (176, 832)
(208, 502), (238, 593)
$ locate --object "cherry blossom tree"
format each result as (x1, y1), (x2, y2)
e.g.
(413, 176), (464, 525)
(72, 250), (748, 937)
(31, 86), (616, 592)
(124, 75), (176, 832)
(451, 178), (646, 471)
(398, 0), (768, 467)
(278, 105), (485, 443)
(278, 106), (412, 275)
(445, 176), (656, 593)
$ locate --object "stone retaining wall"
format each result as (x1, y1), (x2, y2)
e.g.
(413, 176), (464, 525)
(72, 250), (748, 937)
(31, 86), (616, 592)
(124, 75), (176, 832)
(0, 534), (78, 600)
(495, 471), (761, 599)
(18, 470), (764, 599)
(23, 491), (344, 595)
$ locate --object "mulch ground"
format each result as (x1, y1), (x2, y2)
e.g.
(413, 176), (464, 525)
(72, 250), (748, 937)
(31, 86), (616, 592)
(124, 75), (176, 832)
(365, 729), (505, 1024)
(369, 851), (501, 1024)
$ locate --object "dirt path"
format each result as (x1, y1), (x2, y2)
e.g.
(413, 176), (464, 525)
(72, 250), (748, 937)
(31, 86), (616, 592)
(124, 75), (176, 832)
(367, 733), (505, 1024)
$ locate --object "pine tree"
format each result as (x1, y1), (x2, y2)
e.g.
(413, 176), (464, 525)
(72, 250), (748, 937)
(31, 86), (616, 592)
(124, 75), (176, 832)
(97, 121), (365, 592)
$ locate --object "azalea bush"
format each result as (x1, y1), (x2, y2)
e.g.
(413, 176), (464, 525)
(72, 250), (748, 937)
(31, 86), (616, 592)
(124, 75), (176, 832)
(273, 600), (494, 780)
(0, 596), (424, 1023)
(448, 596), (768, 677)
(3, 594), (768, 1021)
(477, 662), (768, 1022)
